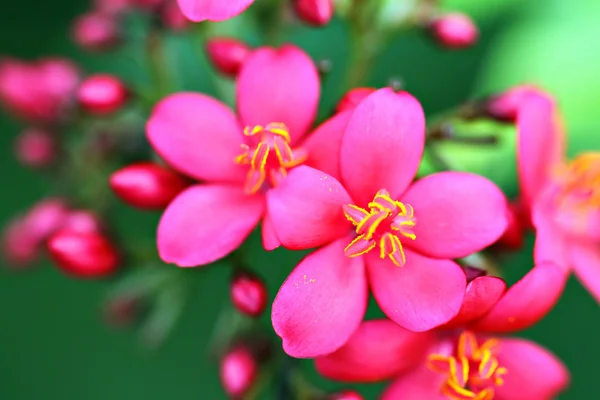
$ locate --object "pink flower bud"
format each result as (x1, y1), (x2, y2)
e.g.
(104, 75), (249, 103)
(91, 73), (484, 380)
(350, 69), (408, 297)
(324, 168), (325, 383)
(47, 229), (119, 278)
(230, 272), (267, 317)
(485, 85), (540, 122)
(336, 87), (376, 113)
(220, 347), (257, 398)
(205, 38), (252, 78)
(293, 0), (334, 27)
(14, 128), (56, 168)
(63, 210), (104, 234)
(72, 12), (121, 52)
(330, 390), (364, 400)
(430, 13), (478, 49)
(24, 199), (70, 241)
(110, 162), (188, 209)
(2, 218), (39, 266)
(77, 74), (128, 115)
(160, 1), (191, 31)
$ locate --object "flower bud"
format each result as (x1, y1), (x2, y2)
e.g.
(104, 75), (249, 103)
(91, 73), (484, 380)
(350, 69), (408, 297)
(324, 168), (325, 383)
(336, 87), (376, 113)
(160, 1), (191, 31)
(47, 229), (119, 278)
(430, 13), (478, 49)
(230, 272), (267, 317)
(63, 210), (104, 234)
(110, 162), (188, 209)
(293, 0), (334, 26)
(205, 38), (252, 78)
(330, 390), (364, 400)
(2, 218), (39, 267)
(72, 12), (121, 52)
(220, 347), (257, 398)
(14, 128), (56, 168)
(77, 74), (128, 115)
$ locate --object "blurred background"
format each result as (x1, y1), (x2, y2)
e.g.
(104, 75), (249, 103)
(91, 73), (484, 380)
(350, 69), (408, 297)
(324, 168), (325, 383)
(1, 0), (599, 399)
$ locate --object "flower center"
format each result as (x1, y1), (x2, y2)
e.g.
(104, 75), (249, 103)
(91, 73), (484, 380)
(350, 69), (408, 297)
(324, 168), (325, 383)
(427, 332), (507, 400)
(342, 189), (416, 266)
(235, 123), (307, 194)
(554, 152), (600, 211)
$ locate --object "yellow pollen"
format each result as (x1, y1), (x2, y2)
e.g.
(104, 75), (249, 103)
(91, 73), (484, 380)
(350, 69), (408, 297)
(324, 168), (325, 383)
(554, 152), (600, 210)
(235, 123), (307, 194)
(342, 189), (416, 266)
(427, 332), (507, 400)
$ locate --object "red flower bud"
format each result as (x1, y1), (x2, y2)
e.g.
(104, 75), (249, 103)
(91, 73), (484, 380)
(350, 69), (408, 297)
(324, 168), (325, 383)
(160, 1), (191, 31)
(47, 229), (119, 278)
(72, 12), (121, 52)
(110, 162), (188, 209)
(14, 128), (56, 168)
(77, 74), (128, 115)
(220, 347), (257, 398)
(430, 13), (478, 49)
(293, 0), (334, 27)
(336, 87), (376, 113)
(330, 390), (364, 400)
(205, 38), (252, 78)
(230, 272), (267, 317)
(496, 201), (526, 250)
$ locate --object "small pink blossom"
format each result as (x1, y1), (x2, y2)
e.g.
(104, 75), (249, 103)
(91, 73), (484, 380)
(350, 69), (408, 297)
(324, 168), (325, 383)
(267, 88), (509, 357)
(176, 0), (255, 22)
(14, 128), (56, 168)
(147, 44), (349, 267)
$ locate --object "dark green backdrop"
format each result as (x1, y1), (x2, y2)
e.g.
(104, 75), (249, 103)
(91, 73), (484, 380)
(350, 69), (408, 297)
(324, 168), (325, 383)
(1, 1), (598, 399)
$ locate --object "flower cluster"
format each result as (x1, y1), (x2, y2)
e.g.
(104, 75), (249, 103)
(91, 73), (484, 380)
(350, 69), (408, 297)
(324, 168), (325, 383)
(1, 0), (592, 398)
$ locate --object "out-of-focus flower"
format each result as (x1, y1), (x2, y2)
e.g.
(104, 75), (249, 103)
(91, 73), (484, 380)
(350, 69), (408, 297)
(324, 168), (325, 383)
(110, 162), (188, 209)
(47, 228), (119, 278)
(317, 261), (568, 398)
(335, 87), (376, 114)
(63, 209), (104, 234)
(95, 0), (131, 14)
(513, 90), (600, 302)
(14, 128), (56, 168)
(2, 199), (69, 267)
(330, 390), (364, 400)
(0, 58), (80, 123)
(147, 44), (350, 266)
(205, 38), (252, 78)
(176, 0), (255, 22)
(429, 13), (478, 49)
(77, 74), (129, 115)
(160, 0), (191, 31)
(220, 346), (258, 398)
(266, 88), (509, 357)
(293, 0), (334, 27)
(72, 11), (121, 52)
(230, 271), (267, 317)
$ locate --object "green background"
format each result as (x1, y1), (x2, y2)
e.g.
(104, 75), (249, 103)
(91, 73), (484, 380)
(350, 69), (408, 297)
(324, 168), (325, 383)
(1, 0), (599, 399)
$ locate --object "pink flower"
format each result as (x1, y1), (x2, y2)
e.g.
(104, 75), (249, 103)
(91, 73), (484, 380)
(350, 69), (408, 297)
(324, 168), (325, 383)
(513, 90), (600, 302)
(315, 262), (569, 399)
(147, 44), (350, 266)
(267, 88), (509, 357)
(176, 0), (255, 22)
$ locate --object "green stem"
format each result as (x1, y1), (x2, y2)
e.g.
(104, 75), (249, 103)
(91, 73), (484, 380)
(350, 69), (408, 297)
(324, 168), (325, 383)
(146, 27), (172, 102)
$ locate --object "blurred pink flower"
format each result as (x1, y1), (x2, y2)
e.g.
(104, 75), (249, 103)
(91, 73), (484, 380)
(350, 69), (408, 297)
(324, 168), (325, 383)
(147, 44), (350, 266)
(0, 58), (79, 123)
(72, 11), (121, 52)
(176, 0), (255, 22)
(316, 262), (569, 399)
(14, 127), (56, 168)
(267, 88), (509, 357)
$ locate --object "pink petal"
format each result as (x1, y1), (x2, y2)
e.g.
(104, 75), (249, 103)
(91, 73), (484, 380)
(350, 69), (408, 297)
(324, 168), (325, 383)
(157, 184), (264, 267)
(261, 212), (280, 251)
(267, 166), (352, 250)
(315, 319), (434, 382)
(176, 0), (254, 22)
(147, 93), (246, 183)
(444, 276), (506, 328)
(403, 172), (509, 258)
(271, 239), (368, 358)
(532, 194), (570, 270)
(367, 248), (466, 332)
(517, 91), (564, 210)
(472, 262), (567, 333)
(569, 242), (600, 303)
(381, 365), (447, 400)
(237, 45), (320, 144)
(495, 338), (569, 400)
(339, 89), (425, 207)
(302, 110), (352, 180)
